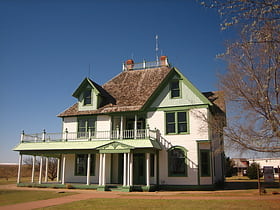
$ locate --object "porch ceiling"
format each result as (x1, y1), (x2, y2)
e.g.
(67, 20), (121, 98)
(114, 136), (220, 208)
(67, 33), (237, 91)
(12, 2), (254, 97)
(13, 139), (162, 153)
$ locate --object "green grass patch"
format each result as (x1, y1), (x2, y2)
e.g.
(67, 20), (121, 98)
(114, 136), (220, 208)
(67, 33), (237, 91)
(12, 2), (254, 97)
(0, 177), (33, 185)
(0, 190), (75, 206)
(39, 198), (280, 210)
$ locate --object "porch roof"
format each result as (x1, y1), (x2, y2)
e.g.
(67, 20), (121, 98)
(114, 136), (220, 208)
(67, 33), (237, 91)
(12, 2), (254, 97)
(13, 139), (161, 154)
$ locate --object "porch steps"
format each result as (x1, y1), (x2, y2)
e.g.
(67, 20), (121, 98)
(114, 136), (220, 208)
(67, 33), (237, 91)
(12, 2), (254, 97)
(107, 186), (123, 191)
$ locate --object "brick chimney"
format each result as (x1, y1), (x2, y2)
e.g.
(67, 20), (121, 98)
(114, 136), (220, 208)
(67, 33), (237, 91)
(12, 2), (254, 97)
(126, 59), (134, 70)
(160, 56), (168, 66)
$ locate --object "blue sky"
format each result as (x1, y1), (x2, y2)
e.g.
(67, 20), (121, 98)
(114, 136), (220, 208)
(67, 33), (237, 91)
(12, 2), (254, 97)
(0, 0), (231, 163)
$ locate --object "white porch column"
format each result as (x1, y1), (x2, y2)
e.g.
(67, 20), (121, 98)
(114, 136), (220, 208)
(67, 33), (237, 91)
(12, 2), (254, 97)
(123, 153), (127, 186)
(61, 155), (66, 185)
(120, 116), (123, 139)
(146, 153), (150, 186)
(129, 153), (133, 186)
(39, 156), (43, 184)
(31, 156), (36, 183)
(17, 154), (22, 184)
(45, 157), (48, 182)
(98, 153), (103, 185)
(56, 158), (60, 182)
(134, 114), (137, 139)
(102, 153), (106, 186)
(87, 154), (91, 185)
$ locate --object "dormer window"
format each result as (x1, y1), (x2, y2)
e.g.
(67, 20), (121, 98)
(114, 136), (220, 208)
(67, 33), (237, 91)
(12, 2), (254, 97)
(83, 89), (92, 105)
(170, 80), (180, 98)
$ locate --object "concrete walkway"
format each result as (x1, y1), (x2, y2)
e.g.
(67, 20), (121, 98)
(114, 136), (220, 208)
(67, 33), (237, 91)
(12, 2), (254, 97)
(1, 184), (280, 210)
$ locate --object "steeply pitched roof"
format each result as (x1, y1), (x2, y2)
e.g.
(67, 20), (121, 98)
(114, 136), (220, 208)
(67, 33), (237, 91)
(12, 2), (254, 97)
(58, 66), (172, 117)
(203, 91), (226, 113)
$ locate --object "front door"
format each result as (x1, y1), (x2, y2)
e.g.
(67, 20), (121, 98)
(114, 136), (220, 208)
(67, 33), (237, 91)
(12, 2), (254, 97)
(133, 153), (145, 185)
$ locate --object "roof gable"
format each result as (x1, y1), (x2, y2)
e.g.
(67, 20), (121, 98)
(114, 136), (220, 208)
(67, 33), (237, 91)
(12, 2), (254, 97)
(142, 68), (211, 109)
(72, 78), (101, 98)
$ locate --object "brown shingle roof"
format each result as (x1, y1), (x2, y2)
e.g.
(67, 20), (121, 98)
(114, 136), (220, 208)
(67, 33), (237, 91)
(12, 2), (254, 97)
(58, 66), (172, 117)
(203, 91), (226, 113)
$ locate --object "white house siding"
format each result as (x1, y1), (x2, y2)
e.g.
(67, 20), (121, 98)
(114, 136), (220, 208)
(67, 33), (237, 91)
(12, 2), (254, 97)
(62, 117), (77, 133)
(95, 115), (111, 139)
(63, 153), (111, 184)
(147, 108), (209, 185)
(64, 154), (98, 184)
(150, 75), (205, 108)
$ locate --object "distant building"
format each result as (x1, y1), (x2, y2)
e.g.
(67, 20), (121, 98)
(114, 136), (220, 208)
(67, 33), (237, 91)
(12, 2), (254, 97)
(14, 56), (226, 191)
(249, 158), (280, 178)
(232, 158), (249, 176)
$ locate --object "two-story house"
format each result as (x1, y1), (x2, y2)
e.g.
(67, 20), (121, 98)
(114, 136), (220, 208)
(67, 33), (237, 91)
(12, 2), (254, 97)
(14, 56), (226, 191)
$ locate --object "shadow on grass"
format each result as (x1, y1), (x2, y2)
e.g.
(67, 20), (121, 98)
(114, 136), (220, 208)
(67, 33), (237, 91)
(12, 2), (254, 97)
(224, 181), (280, 190)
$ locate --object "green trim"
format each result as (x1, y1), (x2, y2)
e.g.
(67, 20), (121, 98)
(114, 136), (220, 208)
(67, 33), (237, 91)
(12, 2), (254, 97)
(169, 79), (182, 99)
(199, 149), (211, 177)
(159, 184), (215, 191)
(165, 110), (190, 135)
(147, 104), (209, 112)
(141, 68), (176, 111)
(196, 140), (211, 143)
(72, 78), (101, 98)
(99, 149), (131, 153)
(141, 67), (212, 112)
(167, 146), (188, 177)
(173, 67), (212, 105)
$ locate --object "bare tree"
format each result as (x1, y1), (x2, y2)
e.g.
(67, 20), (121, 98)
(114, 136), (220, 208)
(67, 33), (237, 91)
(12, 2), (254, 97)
(47, 158), (58, 181)
(221, 34), (279, 152)
(199, 0), (280, 152)
(23, 156), (58, 181)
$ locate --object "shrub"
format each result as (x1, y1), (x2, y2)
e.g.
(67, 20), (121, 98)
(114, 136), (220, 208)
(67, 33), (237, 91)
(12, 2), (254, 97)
(247, 162), (261, 179)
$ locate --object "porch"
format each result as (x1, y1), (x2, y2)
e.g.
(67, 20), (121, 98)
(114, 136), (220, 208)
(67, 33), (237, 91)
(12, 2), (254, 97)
(16, 151), (159, 192)
(20, 127), (157, 143)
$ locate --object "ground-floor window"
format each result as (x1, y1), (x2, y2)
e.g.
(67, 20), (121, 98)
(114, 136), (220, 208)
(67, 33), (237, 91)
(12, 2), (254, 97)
(75, 154), (95, 176)
(200, 150), (211, 177)
(168, 147), (188, 177)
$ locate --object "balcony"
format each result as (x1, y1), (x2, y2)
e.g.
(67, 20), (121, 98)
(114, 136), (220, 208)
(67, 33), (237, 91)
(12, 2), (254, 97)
(20, 128), (158, 143)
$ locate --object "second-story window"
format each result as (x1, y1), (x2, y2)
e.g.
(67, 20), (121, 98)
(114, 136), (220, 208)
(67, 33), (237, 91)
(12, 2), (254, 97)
(166, 111), (188, 134)
(83, 89), (92, 105)
(170, 80), (180, 98)
(78, 118), (96, 138)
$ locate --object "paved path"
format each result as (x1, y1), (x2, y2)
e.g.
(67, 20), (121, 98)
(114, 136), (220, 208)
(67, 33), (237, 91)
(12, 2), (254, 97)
(1, 184), (280, 210)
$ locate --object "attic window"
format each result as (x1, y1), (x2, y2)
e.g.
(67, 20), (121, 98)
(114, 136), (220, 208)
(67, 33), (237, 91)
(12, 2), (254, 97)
(170, 80), (180, 98)
(83, 89), (92, 105)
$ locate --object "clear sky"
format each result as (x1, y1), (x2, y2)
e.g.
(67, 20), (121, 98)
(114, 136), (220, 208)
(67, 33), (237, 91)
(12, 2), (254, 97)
(0, 0), (230, 163)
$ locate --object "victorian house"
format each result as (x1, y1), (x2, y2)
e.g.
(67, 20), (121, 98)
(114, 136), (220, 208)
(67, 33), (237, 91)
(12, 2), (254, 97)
(14, 56), (226, 191)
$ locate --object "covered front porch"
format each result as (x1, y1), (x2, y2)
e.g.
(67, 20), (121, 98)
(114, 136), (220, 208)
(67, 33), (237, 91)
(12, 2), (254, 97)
(15, 141), (160, 192)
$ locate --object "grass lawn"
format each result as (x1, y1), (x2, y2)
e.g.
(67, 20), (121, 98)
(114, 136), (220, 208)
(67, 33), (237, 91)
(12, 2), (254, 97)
(39, 198), (280, 210)
(0, 190), (75, 206)
(0, 177), (31, 185)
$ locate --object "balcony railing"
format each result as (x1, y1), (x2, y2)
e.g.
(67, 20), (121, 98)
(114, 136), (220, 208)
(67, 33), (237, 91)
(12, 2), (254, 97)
(20, 129), (158, 143)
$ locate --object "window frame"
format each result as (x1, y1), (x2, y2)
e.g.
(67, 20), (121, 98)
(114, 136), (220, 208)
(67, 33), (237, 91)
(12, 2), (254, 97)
(170, 79), (181, 99)
(200, 149), (211, 177)
(77, 117), (96, 138)
(83, 89), (92, 106)
(165, 111), (189, 135)
(168, 147), (188, 177)
(75, 154), (96, 176)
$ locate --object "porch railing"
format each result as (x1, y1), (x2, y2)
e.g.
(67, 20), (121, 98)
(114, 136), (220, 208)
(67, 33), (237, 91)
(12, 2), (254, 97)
(20, 129), (158, 143)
